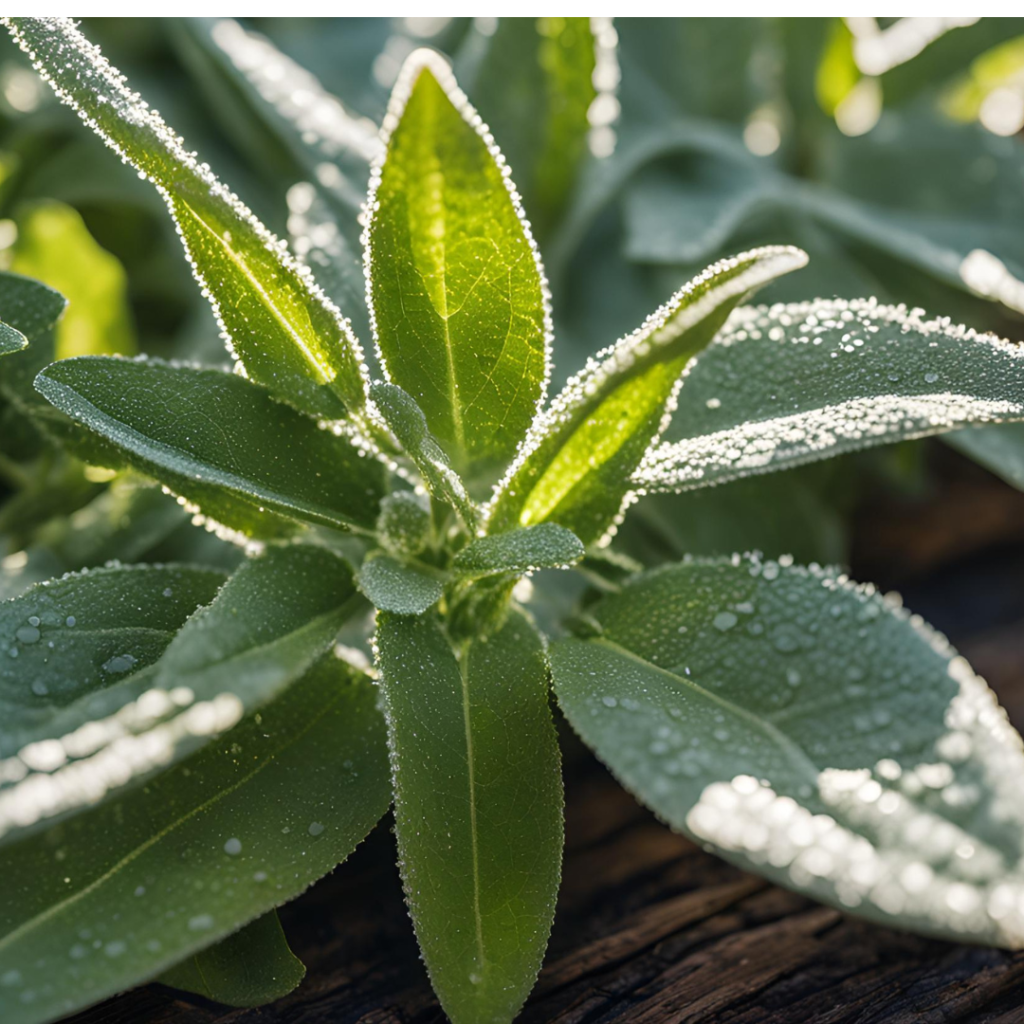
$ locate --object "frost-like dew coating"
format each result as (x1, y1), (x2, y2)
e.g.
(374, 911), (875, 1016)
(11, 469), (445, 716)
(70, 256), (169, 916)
(3, 17), (371, 419)
(486, 246), (807, 545)
(362, 47), (554, 467)
(551, 555), (1024, 949)
(636, 297), (1024, 492)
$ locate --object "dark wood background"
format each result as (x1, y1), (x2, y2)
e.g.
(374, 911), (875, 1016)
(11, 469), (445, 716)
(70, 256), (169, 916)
(73, 448), (1024, 1024)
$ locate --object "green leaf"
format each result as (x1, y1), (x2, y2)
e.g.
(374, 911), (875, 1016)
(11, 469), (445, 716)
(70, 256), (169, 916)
(376, 490), (432, 558)
(157, 910), (304, 1008)
(170, 18), (377, 347)
(468, 18), (597, 234)
(0, 271), (67, 344)
(10, 200), (135, 359)
(0, 545), (362, 843)
(636, 298), (1024, 493)
(4, 17), (369, 420)
(551, 556), (1024, 949)
(0, 322), (27, 358)
(370, 382), (477, 530)
(35, 357), (386, 536)
(487, 247), (808, 545)
(154, 543), (362, 710)
(357, 552), (443, 615)
(0, 563), (226, 759)
(366, 50), (552, 470)
(0, 655), (390, 1024)
(452, 523), (584, 579)
(375, 609), (563, 1024)
(946, 422), (1024, 491)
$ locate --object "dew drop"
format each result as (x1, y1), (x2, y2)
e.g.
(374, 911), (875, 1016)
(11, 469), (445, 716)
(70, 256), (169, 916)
(223, 837), (243, 856)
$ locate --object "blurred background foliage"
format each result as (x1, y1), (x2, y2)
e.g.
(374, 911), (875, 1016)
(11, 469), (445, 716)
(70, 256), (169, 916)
(3, 16), (1024, 594)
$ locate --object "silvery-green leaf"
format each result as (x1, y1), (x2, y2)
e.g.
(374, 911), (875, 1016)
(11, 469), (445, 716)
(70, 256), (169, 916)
(0, 322), (26, 358)
(487, 247), (807, 545)
(357, 552), (443, 616)
(0, 272), (66, 344)
(375, 609), (563, 1024)
(157, 910), (304, 1008)
(636, 298), (1024, 493)
(452, 523), (583, 580)
(0, 655), (389, 1024)
(365, 50), (551, 470)
(4, 17), (370, 419)
(551, 556), (1024, 949)
(35, 357), (385, 536)
(0, 545), (361, 844)
(0, 564), (226, 759)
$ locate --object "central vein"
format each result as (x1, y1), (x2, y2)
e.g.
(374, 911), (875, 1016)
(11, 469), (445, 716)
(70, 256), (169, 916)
(459, 647), (486, 968)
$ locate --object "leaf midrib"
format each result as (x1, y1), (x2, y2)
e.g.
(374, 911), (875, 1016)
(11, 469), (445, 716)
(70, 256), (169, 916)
(459, 646), (486, 971)
(0, 685), (347, 953)
(592, 637), (822, 783)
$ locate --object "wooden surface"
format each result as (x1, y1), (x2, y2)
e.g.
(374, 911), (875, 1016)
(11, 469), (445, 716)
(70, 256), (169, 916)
(71, 450), (1024, 1024)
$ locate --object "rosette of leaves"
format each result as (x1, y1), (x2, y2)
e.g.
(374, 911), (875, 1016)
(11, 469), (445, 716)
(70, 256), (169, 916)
(3, 17), (1024, 1024)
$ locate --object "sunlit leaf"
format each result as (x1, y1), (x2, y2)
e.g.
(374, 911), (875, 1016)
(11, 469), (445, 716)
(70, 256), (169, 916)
(366, 50), (551, 470)
(488, 246), (807, 545)
(4, 17), (370, 419)
(469, 17), (597, 234)
(35, 357), (386, 536)
(636, 297), (1024, 493)
(157, 910), (304, 1008)
(11, 200), (135, 359)
(0, 655), (389, 1024)
(551, 556), (1024, 949)
(375, 609), (562, 1024)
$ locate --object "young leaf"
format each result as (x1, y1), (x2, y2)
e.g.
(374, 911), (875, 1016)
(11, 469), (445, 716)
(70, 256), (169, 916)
(0, 321), (27, 358)
(375, 609), (563, 1024)
(35, 357), (386, 536)
(357, 552), (444, 616)
(551, 557), (1024, 949)
(487, 246), (808, 545)
(452, 522), (584, 579)
(0, 655), (390, 1024)
(469, 18), (598, 234)
(157, 910), (304, 1008)
(635, 298), (1024, 493)
(10, 200), (135, 359)
(365, 50), (552, 470)
(3, 17), (369, 419)
(0, 564), (226, 758)
(370, 382), (477, 529)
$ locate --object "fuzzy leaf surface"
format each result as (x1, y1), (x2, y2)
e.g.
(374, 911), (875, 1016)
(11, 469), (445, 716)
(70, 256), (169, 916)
(367, 54), (550, 469)
(637, 299), (1024, 493)
(157, 910), (304, 1008)
(452, 523), (584, 579)
(0, 656), (389, 1024)
(488, 247), (807, 545)
(0, 564), (225, 759)
(552, 557), (1024, 949)
(357, 553), (443, 616)
(35, 357), (385, 536)
(375, 609), (563, 1024)
(4, 17), (369, 418)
